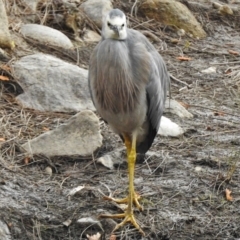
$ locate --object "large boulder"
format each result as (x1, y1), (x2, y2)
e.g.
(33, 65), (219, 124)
(21, 110), (102, 157)
(80, 0), (112, 27)
(13, 53), (95, 112)
(140, 0), (206, 39)
(20, 24), (73, 49)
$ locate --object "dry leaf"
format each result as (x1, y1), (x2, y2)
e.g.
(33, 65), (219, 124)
(42, 127), (50, 131)
(225, 188), (233, 201)
(171, 38), (179, 44)
(213, 111), (225, 116)
(176, 56), (192, 61)
(0, 138), (5, 142)
(206, 126), (213, 131)
(0, 75), (9, 81)
(109, 234), (117, 240)
(225, 68), (232, 74)
(178, 101), (190, 109)
(0, 64), (11, 71)
(228, 50), (239, 55)
(8, 222), (13, 228)
(24, 157), (31, 164)
(86, 232), (101, 240)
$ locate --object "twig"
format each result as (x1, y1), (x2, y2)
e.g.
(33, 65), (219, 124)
(189, 104), (240, 117)
(210, 61), (240, 65)
(130, 18), (155, 30)
(189, 129), (240, 139)
(170, 74), (191, 87)
(140, 30), (162, 43)
(130, 0), (139, 17)
(60, 176), (70, 189)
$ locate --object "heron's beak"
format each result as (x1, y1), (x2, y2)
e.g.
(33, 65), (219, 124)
(112, 26), (121, 37)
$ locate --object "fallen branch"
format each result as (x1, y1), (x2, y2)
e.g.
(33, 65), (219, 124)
(170, 74), (191, 88)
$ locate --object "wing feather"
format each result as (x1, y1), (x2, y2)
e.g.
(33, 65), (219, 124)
(127, 30), (170, 153)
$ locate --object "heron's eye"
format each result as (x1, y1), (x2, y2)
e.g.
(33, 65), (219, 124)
(107, 22), (111, 27)
(122, 24), (125, 27)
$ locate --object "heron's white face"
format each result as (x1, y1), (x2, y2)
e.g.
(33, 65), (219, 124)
(103, 11), (127, 40)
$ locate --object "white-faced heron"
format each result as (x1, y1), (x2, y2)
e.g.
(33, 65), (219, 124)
(88, 8), (169, 235)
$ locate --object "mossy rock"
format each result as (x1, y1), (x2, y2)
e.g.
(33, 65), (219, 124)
(140, 0), (207, 39)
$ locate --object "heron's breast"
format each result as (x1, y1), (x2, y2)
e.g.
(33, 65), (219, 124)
(98, 98), (148, 134)
(95, 40), (145, 114)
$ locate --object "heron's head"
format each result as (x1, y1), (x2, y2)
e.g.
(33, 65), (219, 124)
(102, 9), (127, 40)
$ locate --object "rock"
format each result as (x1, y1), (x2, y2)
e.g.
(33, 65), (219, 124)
(45, 166), (52, 176)
(62, 219), (72, 227)
(20, 24), (73, 49)
(195, 166), (203, 172)
(201, 67), (217, 74)
(83, 30), (101, 42)
(97, 155), (114, 169)
(86, 233), (101, 240)
(80, 0), (112, 27)
(21, 110), (102, 157)
(77, 217), (102, 230)
(139, 0), (206, 39)
(158, 116), (184, 137)
(0, 0), (14, 49)
(13, 53), (95, 112)
(0, 220), (11, 240)
(165, 99), (193, 119)
(67, 185), (85, 197)
(212, 2), (233, 15)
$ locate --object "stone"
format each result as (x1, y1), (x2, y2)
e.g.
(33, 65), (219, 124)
(201, 67), (217, 74)
(0, 0), (14, 49)
(21, 110), (102, 157)
(165, 99), (193, 119)
(77, 217), (102, 231)
(158, 116), (184, 137)
(97, 155), (114, 169)
(13, 53), (95, 112)
(80, 0), (112, 27)
(20, 24), (73, 49)
(140, 0), (206, 39)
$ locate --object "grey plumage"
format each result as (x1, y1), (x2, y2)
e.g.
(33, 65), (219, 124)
(88, 10), (169, 154)
(108, 8), (124, 19)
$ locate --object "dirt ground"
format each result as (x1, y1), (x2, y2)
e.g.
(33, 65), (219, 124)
(1, 0), (240, 239)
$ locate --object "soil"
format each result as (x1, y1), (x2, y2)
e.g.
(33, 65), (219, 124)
(0, 0), (240, 240)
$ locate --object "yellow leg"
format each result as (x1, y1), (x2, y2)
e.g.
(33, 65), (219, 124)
(124, 134), (132, 156)
(100, 133), (145, 235)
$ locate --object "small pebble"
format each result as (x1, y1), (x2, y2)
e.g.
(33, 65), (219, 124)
(177, 29), (185, 37)
(201, 66), (216, 74)
(195, 166), (202, 172)
(45, 166), (52, 175)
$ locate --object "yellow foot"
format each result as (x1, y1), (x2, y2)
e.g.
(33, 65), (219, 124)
(103, 192), (143, 211)
(100, 212), (145, 236)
